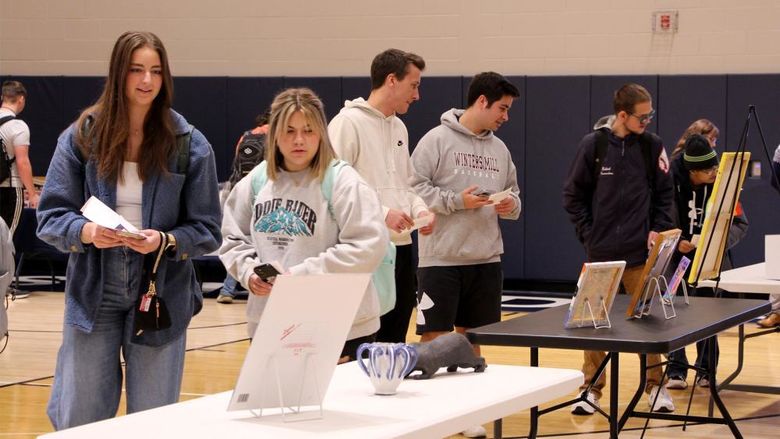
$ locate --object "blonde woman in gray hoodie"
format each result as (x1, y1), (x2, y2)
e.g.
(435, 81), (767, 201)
(219, 88), (389, 362)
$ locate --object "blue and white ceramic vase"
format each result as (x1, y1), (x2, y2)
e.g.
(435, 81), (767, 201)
(356, 342), (418, 395)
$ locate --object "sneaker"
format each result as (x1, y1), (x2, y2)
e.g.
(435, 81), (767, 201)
(666, 377), (688, 390)
(648, 385), (675, 412)
(697, 376), (710, 388)
(571, 391), (599, 415)
(757, 312), (780, 328)
(461, 425), (486, 438)
(216, 294), (233, 304)
(6, 287), (29, 300)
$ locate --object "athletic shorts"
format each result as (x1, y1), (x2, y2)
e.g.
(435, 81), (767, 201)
(415, 262), (502, 335)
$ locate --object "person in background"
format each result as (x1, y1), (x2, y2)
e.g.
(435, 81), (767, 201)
(217, 111), (270, 304)
(1, 80), (38, 300)
(563, 83), (675, 415)
(36, 31), (222, 429)
(219, 88), (388, 362)
(664, 133), (748, 390)
(757, 143), (780, 328)
(329, 48), (435, 344)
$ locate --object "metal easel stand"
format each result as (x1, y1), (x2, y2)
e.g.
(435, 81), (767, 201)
(577, 296), (612, 329)
(249, 353), (323, 422)
(655, 275), (679, 320)
(633, 276), (661, 319)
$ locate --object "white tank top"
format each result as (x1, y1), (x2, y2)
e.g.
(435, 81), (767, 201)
(116, 162), (143, 229)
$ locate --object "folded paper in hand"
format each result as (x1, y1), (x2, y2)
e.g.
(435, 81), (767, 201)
(408, 214), (434, 232)
(488, 188), (512, 204)
(80, 196), (144, 239)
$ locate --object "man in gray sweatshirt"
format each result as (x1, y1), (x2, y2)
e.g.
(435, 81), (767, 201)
(410, 72), (521, 358)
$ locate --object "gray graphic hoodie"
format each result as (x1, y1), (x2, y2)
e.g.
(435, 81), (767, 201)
(410, 109), (521, 267)
(219, 165), (387, 339)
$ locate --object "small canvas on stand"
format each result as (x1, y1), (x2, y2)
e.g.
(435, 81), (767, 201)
(627, 229), (682, 318)
(228, 273), (371, 418)
(564, 261), (626, 329)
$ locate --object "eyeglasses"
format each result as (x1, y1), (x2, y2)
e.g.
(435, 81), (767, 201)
(629, 110), (655, 124)
(694, 165), (719, 174)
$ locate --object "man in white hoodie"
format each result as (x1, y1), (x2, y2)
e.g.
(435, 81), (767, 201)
(329, 49), (435, 344)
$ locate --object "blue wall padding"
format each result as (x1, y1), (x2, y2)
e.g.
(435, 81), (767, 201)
(2, 73), (778, 281)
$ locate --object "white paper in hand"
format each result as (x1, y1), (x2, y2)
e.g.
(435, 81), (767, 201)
(488, 188), (512, 204)
(408, 214), (434, 232)
(80, 196), (144, 239)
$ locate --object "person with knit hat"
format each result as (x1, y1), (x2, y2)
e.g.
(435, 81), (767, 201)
(664, 133), (749, 390)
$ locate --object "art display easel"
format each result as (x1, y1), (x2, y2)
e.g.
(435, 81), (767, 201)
(249, 352), (323, 422)
(576, 296), (613, 329)
(564, 261), (625, 330)
(228, 274), (372, 418)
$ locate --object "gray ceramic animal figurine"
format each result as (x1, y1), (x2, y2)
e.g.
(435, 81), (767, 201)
(407, 332), (487, 379)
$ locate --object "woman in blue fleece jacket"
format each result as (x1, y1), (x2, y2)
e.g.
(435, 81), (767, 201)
(36, 31), (221, 430)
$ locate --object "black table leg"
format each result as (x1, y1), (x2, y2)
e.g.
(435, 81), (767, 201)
(618, 353), (647, 432)
(493, 419), (502, 439)
(710, 324), (745, 417)
(527, 346), (539, 439)
(706, 336), (743, 438)
(609, 352), (619, 439)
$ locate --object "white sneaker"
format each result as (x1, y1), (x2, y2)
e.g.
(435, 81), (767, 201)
(571, 391), (599, 415)
(216, 294), (233, 304)
(648, 385), (675, 412)
(6, 287), (29, 300)
(666, 377), (688, 390)
(697, 376), (710, 388)
(461, 424), (486, 438)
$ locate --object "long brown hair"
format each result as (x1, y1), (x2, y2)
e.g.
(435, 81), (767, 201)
(672, 119), (720, 160)
(76, 31), (176, 182)
(265, 88), (336, 182)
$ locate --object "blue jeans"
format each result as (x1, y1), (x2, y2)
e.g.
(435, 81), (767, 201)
(47, 247), (186, 430)
(220, 274), (238, 297)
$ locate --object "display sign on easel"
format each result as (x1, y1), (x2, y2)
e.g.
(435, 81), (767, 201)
(228, 273), (371, 419)
(688, 152), (751, 285)
(564, 261), (626, 329)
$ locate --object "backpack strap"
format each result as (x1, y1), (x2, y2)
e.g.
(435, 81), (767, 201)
(250, 161), (269, 200)
(0, 115), (16, 163)
(320, 160), (349, 213)
(638, 132), (655, 190)
(175, 125), (193, 174)
(0, 115), (15, 129)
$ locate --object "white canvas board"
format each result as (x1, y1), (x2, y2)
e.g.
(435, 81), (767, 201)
(766, 235), (780, 280)
(228, 273), (371, 412)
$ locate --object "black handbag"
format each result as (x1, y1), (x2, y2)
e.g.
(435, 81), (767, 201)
(134, 232), (172, 336)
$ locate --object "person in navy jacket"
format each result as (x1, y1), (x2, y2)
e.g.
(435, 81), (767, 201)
(563, 83), (675, 415)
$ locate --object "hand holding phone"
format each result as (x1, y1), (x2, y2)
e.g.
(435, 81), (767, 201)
(254, 263), (281, 282)
(473, 187), (492, 197)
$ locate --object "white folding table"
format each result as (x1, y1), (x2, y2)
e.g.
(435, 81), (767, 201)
(39, 362), (582, 439)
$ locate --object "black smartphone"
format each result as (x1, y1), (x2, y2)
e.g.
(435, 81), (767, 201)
(473, 188), (492, 197)
(254, 263), (280, 281)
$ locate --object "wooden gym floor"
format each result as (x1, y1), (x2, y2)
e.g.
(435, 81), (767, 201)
(1, 291), (778, 438)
